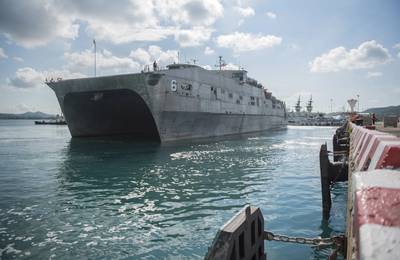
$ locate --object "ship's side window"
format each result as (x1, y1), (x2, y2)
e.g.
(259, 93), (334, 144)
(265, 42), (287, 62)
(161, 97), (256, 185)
(228, 93), (233, 98)
(239, 96), (243, 100)
(236, 100), (240, 104)
(250, 96), (255, 106)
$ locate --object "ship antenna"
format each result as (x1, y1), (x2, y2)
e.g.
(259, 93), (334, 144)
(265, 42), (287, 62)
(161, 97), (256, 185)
(93, 39), (97, 77)
(216, 56), (226, 70)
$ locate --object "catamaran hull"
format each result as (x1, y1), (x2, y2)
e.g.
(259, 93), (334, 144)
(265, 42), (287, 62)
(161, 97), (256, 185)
(48, 71), (286, 142)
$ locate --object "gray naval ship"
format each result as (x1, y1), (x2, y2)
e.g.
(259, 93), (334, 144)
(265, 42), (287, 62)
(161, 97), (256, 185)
(47, 63), (287, 142)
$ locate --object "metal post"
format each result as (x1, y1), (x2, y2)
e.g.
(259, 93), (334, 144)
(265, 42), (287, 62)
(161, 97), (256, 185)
(357, 95), (359, 112)
(93, 39), (97, 77)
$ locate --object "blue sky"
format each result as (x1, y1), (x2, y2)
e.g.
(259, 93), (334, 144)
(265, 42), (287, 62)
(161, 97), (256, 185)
(0, 0), (399, 114)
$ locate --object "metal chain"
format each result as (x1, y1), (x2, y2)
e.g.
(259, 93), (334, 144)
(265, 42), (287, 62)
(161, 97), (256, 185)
(264, 231), (345, 247)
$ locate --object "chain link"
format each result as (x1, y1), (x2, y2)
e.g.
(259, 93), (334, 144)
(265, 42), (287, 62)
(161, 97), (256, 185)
(264, 231), (345, 247)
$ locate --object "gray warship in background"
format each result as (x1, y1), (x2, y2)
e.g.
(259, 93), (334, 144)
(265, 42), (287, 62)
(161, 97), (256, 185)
(47, 62), (287, 142)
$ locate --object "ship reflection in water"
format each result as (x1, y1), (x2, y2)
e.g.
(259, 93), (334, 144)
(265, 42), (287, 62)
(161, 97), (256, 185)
(0, 120), (346, 259)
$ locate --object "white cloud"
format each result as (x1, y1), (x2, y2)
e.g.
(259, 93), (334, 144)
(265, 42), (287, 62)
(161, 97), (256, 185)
(310, 40), (391, 73)
(202, 64), (212, 70)
(8, 67), (44, 88)
(0, 0), (79, 48)
(87, 25), (173, 44)
(394, 43), (400, 58)
(0, 47), (8, 59)
(129, 48), (152, 65)
(64, 49), (140, 74)
(63, 45), (177, 75)
(12, 57), (24, 62)
(7, 67), (86, 89)
(157, 0), (223, 27)
(204, 46), (215, 55)
(174, 27), (214, 47)
(234, 6), (255, 17)
(216, 32), (282, 53)
(130, 45), (178, 68)
(13, 103), (36, 113)
(0, 0), (223, 48)
(266, 12), (277, 19)
(366, 71), (382, 78)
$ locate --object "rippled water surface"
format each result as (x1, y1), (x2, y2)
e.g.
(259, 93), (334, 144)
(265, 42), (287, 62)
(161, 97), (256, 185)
(0, 120), (346, 259)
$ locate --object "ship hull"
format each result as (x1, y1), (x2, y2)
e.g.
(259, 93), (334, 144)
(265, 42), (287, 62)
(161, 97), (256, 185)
(48, 70), (287, 142)
(158, 111), (285, 142)
(62, 89), (160, 140)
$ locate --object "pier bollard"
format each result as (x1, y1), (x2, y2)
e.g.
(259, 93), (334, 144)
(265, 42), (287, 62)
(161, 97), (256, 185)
(320, 139), (349, 220)
(320, 143), (332, 220)
(205, 205), (266, 260)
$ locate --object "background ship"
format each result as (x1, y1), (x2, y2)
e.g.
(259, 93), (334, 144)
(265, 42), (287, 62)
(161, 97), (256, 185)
(287, 96), (345, 126)
(47, 62), (287, 142)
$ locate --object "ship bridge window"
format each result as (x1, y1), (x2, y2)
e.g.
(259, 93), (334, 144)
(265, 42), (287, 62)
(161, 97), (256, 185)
(228, 93), (233, 98)
(232, 72), (244, 81)
(239, 95), (243, 100)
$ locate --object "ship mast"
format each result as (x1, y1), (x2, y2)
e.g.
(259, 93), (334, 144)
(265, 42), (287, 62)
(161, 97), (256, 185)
(217, 56), (226, 70)
(295, 96), (301, 113)
(306, 95), (313, 113)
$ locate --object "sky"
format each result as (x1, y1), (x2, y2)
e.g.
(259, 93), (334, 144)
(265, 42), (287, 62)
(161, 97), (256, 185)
(0, 0), (399, 114)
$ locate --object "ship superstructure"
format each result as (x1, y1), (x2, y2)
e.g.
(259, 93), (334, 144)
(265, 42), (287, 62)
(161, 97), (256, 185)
(47, 63), (287, 142)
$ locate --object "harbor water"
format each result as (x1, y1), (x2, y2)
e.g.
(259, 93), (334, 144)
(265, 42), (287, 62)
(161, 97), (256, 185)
(0, 120), (346, 259)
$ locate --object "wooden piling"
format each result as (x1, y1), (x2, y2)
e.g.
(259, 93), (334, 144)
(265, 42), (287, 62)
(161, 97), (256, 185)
(320, 143), (332, 220)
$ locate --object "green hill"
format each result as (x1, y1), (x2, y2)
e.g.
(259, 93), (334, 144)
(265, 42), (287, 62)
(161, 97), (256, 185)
(364, 105), (400, 120)
(0, 111), (56, 119)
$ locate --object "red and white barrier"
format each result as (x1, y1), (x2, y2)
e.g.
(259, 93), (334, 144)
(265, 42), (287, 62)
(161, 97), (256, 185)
(368, 141), (400, 170)
(352, 170), (400, 260)
(349, 123), (400, 259)
(350, 124), (400, 171)
(356, 135), (399, 171)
